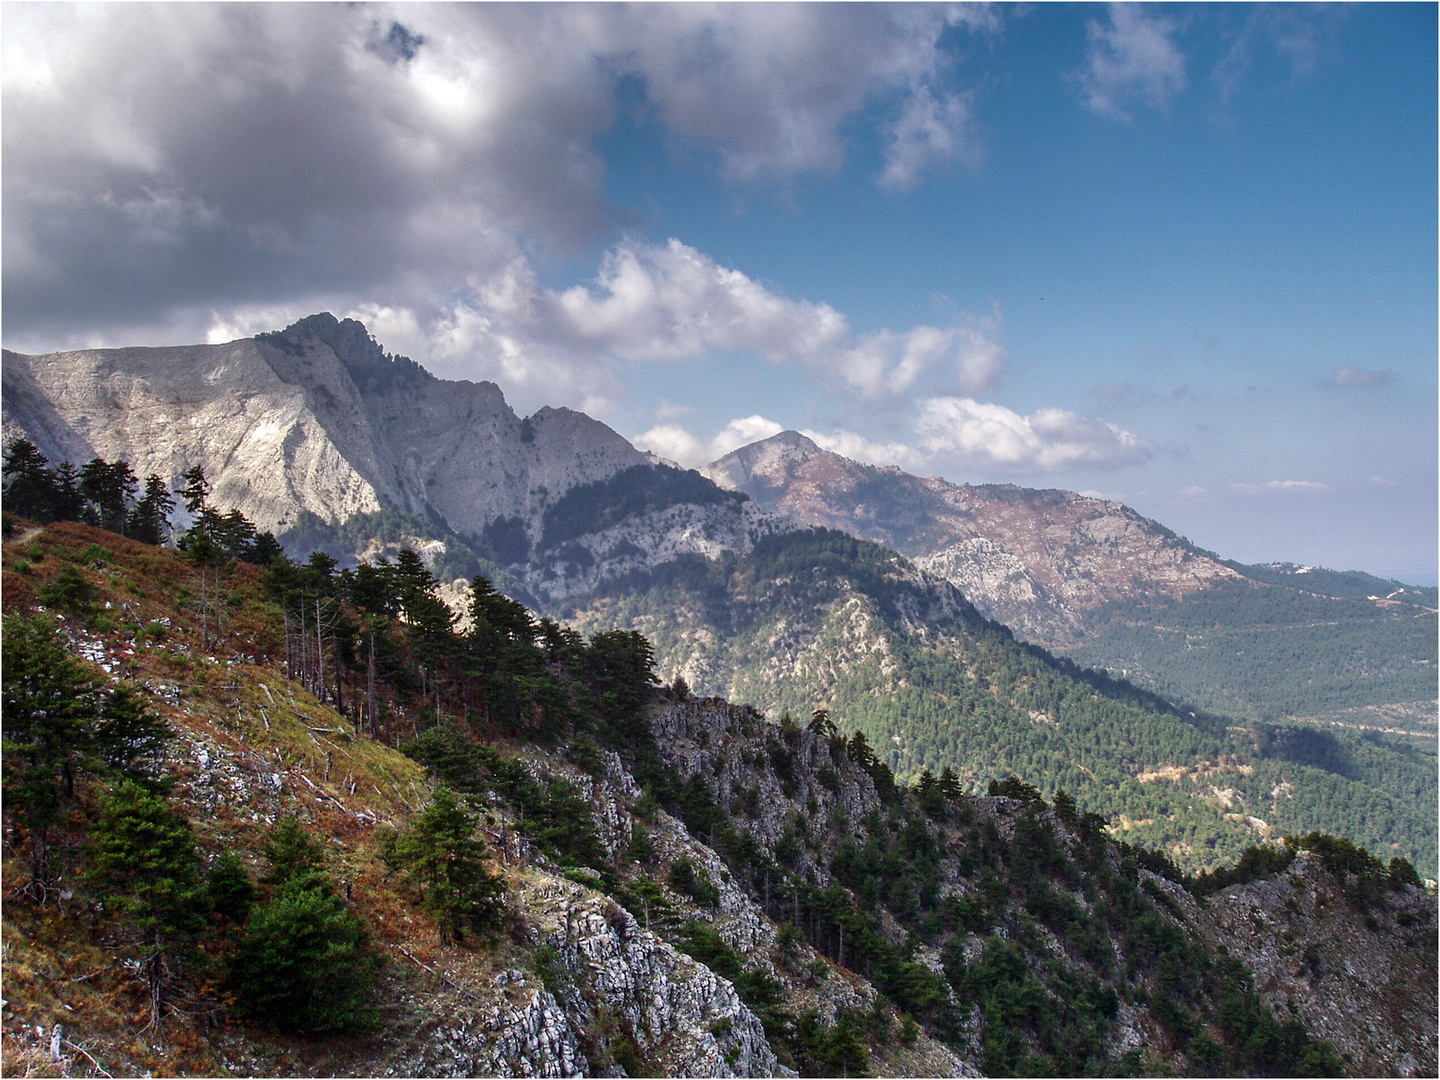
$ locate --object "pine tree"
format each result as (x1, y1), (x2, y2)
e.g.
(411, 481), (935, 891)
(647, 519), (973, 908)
(129, 474), (176, 545)
(229, 814), (379, 1033)
(396, 788), (505, 944)
(94, 684), (174, 780)
(2, 615), (105, 894)
(177, 464), (211, 516)
(207, 851), (256, 925)
(84, 781), (204, 1024)
(79, 457), (138, 534)
(1, 438), (55, 520)
(260, 815), (326, 889)
(230, 879), (379, 1033)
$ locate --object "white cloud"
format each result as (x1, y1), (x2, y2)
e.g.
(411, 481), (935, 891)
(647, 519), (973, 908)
(2, 3), (1006, 350)
(1230, 480), (1331, 495)
(1179, 485), (1210, 499)
(360, 237), (1006, 408)
(879, 86), (982, 192)
(632, 424), (707, 468)
(1369, 476), (1398, 488)
(915, 396), (1152, 471)
(800, 429), (925, 471)
(634, 414), (785, 468)
(616, 4), (1000, 184)
(1074, 4), (1187, 121)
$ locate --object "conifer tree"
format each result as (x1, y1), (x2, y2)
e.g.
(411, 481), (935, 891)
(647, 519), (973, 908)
(231, 879), (379, 1033)
(79, 457), (138, 534)
(84, 781), (204, 1024)
(396, 787), (505, 944)
(231, 816), (379, 1033)
(1, 438), (55, 520)
(130, 474), (176, 545)
(2, 615), (105, 893)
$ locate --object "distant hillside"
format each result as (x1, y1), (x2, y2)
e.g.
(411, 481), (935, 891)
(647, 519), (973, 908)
(704, 432), (1438, 731)
(560, 529), (1438, 880)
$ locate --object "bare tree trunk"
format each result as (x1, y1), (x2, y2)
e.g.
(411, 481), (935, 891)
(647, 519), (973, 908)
(315, 597), (326, 705)
(333, 628), (344, 714)
(366, 630), (377, 734)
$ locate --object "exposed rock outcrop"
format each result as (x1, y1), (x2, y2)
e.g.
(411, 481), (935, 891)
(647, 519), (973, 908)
(2, 314), (651, 538)
(1193, 853), (1439, 1078)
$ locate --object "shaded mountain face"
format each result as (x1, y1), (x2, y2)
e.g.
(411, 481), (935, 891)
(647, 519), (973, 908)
(702, 431), (1242, 645)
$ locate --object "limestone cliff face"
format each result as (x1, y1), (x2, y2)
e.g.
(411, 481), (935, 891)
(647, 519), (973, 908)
(2, 314), (650, 538)
(1191, 854), (1438, 1078)
(703, 431), (1243, 645)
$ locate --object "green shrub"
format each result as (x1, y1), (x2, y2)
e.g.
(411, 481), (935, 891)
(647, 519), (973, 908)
(207, 851), (256, 924)
(670, 856), (720, 908)
(36, 564), (98, 614)
(230, 878), (380, 1033)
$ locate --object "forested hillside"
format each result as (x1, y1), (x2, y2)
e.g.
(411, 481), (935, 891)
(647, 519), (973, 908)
(3, 511), (1433, 1077)
(1070, 579), (1437, 733)
(562, 529), (1438, 879)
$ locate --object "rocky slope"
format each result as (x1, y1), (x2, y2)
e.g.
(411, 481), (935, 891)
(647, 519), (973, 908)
(3, 520), (1435, 1077)
(703, 431), (1243, 645)
(2, 313), (651, 540)
(10, 317), (1431, 732)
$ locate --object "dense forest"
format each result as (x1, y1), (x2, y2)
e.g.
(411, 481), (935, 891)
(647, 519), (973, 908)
(1070, 579), (1437, 724)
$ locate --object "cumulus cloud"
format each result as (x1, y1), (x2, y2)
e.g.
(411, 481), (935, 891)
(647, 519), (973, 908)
(1230, 480), (1331, 495)
(634, 415), (785, 468)
(345, 237), (1006, 409)
(1074, 4), (1187, 120)
(1321, 366), (1397, 388)
(616, 3), (999, 184)
(2, 3), (1004, 351)
(915, 396), (1152, 471)
(637, 398), (1150, 477)
(800, 429), (925, 471)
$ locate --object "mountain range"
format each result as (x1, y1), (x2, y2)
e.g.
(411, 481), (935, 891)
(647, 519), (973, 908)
(4, 313), (1435, 876)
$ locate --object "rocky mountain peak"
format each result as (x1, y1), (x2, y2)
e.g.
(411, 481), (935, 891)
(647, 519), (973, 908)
(701, 430), (823, 493)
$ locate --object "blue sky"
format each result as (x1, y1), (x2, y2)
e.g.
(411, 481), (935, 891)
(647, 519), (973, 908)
(4, 3), (1435, 581)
